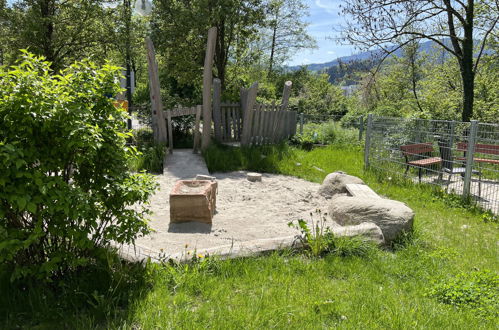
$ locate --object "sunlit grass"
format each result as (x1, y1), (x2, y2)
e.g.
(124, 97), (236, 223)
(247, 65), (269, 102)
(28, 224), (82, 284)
(1, 145), (497, 328)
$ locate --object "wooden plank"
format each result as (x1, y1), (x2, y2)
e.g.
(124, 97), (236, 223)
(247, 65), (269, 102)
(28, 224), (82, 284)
(193, 105), (202, 153)
(345, 184), (381, 199)
(290, 111), (297, 136)
(257, 105), (264, 145)
(145, 37), (168, 144)
(212, 78), (222, 142)
(201, 27), (217, 150)
(167, 107), (198, 118)
(241, 82), (258, 145)
(266, 108), (274, 144)
(240, 88), (248, 119)
(221, 102), (226, 141)
(231, 107), (238, 140)
(226, 107), (232, 141)
(252, 108), (260, 145)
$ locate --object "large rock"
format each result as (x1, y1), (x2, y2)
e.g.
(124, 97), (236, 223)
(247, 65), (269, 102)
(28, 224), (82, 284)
(328, 196), (414, 243)
(331, 222), (385, 245)
(319, 171), (364, 198)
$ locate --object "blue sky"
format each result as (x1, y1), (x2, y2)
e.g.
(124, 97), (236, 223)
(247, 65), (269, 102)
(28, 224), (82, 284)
(287, 0), (355, 66)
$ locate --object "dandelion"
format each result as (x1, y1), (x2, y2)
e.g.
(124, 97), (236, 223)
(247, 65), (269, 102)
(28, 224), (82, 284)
(197, 254), (204, 259)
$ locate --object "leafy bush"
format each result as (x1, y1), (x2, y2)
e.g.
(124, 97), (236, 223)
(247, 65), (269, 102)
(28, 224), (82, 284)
(289, 210), (377, 258)
(291, 121), (360, 149)
(0, 52), (157, 280)
(130, 128), (166, 173)
(426, 270), (498, 319)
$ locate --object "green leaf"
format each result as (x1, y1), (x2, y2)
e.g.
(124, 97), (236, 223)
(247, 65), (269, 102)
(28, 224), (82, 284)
(17, 197), (27, 210)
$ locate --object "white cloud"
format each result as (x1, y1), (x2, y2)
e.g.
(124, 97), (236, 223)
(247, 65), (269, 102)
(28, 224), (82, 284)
(314, 0), (340, 15)
(327, 50), (336, 55)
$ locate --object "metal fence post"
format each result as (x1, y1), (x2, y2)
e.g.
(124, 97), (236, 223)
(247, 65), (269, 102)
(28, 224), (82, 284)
(448, 120), (456, 150)
(358, 115), (364, 141)
(364, 114), (373, 169)
(299, 113), (304, 134)
(463, 120), (478, 198)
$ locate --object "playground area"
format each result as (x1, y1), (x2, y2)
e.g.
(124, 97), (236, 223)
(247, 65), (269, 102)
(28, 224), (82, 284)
(121, 149), (327, 261)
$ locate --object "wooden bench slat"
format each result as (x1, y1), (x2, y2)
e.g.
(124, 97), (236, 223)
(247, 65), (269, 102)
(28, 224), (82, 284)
(407, 157), (442, 166)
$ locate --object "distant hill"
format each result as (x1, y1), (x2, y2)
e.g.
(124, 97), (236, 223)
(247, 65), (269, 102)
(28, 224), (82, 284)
(289, 40), (446, 72)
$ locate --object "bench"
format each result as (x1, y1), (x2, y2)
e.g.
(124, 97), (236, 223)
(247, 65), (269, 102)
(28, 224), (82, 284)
(456, 142), (499, 165)
(400, 142), (442, 182)
(345, 184), (381, 199)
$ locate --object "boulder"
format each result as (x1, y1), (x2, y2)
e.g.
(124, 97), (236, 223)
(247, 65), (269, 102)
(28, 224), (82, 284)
(331, 222), (385, 245)
(318, 171), (364, 198)
(328, 195), (414, 243)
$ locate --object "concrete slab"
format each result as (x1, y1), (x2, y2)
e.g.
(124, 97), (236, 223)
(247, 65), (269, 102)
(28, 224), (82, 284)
(164, 148), (209, 179)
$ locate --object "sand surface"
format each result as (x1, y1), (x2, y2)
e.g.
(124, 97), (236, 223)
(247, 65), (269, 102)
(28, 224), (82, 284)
(134, 171), (327, 257)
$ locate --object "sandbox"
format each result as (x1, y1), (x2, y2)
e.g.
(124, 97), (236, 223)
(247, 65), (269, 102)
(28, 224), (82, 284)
(125, 171), (327, 261)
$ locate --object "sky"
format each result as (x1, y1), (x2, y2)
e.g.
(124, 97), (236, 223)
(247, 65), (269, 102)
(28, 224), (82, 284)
(286, 0), (355, 66)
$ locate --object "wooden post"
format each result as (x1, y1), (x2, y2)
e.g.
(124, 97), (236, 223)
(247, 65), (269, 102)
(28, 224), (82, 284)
(463, 120), (478, 198)
(212, 78), (222, 142)
(201, 27), (217, 150)
(281, 81), (292, 109)
(241, 82), (258, 146)
(240, 88), (248, 118)
(193, 105), (203, 153)
(364, 114), (374, 169)
(358, 115), (364, 141)
(145, 37), (168, 144)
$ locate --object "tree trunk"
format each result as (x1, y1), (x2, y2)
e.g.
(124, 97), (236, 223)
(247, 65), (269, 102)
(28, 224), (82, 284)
(39, 0), (56, 69)
(268, 9), (278, 78)
(460, 58), (474, 122)
(215, 21), (226, 91)
(268, 22), (277, 77)
(460, 1), (475, 122)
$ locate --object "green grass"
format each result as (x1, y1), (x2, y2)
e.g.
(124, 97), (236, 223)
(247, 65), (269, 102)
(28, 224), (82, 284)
(1, 145), (498, 328)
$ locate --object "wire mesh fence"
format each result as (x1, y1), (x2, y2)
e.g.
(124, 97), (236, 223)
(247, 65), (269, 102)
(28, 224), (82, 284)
(291, 111), (365, 141)
(365, 115), (499, 214)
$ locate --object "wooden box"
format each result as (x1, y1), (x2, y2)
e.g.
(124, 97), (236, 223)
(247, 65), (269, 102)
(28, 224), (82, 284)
(170, 180), (217, 224)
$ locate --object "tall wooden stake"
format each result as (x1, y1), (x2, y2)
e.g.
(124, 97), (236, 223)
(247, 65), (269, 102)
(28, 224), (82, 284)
(212, 78), (222, 142)
(201, 27), (217, 150)
(145, 37), (168, 144)
(281, 81), (292, 109)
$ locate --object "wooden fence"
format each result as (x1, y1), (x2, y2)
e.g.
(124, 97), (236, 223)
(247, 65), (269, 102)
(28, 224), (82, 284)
(215, 102), (296, 145)
(219, 103), (243, 142)
(249, 104), (297, 145)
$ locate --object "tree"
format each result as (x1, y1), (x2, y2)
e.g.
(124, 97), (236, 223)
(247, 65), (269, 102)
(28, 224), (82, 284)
(262, 0), (316, 76)
(151, 0), (265, 92)
(4, 0), (115, 71)
(341, 0), (499, 121)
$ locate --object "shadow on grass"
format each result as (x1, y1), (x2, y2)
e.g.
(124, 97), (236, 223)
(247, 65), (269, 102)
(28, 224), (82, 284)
(0, 251), (153, 328)
(202, 141), (291, 173)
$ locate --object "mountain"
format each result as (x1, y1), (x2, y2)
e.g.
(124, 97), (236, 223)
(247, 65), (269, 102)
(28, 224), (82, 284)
(289, 40), (446, 72)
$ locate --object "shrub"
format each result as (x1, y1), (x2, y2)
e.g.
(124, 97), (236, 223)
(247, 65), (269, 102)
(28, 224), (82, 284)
(288, 210), (377, 258)
(291, 121), (360, 149)
(130, 128), (166, 173)
(0, 52), (157, 280)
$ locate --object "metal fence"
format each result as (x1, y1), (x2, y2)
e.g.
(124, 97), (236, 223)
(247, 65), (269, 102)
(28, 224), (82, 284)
(294, 112), (366, 141)
(364, 115), (499, 214)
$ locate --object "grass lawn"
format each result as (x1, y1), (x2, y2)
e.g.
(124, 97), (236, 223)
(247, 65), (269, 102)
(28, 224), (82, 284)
(1, 145), (498, 329)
